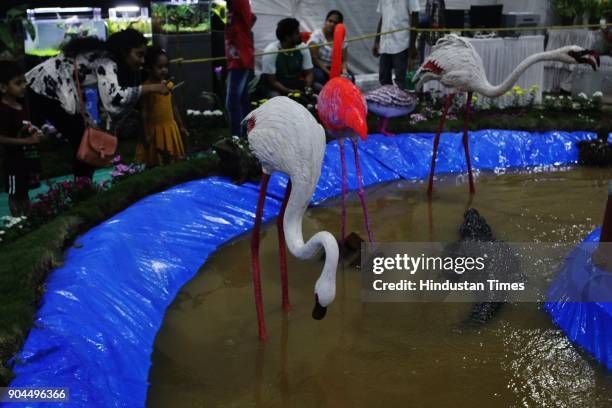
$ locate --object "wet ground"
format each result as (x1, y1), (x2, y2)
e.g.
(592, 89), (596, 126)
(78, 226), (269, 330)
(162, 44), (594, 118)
(147, 167), (612, 407)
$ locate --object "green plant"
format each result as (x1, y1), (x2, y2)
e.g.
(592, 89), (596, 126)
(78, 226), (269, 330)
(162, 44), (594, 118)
(151, 2), (210, 33)
(582, 0), (605, 18)
(0, 5), (35, 60)
(211, 0), (227, 25)
(106, 18), (152, 36)
(604, 0), (612, 18)
(549, 0), (581, 19)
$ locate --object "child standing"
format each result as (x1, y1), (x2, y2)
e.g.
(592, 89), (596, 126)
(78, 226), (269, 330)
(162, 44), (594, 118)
(0, 62), (43, 216)
(135, 46), (189, 166)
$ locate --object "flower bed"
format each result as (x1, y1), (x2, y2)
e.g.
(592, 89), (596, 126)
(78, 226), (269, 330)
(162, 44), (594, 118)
(385, 87), (610, 135)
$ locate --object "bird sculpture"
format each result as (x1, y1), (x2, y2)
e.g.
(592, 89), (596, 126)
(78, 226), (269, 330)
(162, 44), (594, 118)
(247, 96), (339, 341)
(414, 34), (600, 196)
(365, 85), (418, 136)
(317, 23), (374, 244)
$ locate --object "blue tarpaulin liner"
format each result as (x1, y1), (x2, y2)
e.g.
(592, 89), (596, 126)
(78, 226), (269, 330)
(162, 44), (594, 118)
(6, 130), (599, 407)
(545, 228), (612, 371)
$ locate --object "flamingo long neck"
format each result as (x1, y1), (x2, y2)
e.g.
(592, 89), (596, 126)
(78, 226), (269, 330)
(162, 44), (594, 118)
(283, 179), (339, 305)
(477, 50), (560, 98)
(329, 24), (346, 79)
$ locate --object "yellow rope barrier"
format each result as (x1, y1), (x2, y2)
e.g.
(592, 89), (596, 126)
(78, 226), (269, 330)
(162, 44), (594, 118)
(169, 23), (612, 65)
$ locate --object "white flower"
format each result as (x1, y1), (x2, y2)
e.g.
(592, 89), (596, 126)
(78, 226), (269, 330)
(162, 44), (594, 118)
(213, 110), (223, 116)
(0, 230), (5, 235)
(578, 92), (588, 100)
(592, 91), (603, 99)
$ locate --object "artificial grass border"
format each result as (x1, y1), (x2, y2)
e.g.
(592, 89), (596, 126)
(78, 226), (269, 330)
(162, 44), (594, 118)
(0, 155), (219, 385)
(377, 108), (611, 136)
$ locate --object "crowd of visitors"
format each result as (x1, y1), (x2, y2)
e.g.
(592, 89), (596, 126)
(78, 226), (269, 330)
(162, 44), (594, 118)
(1, 0), (430, 217)
(1, 29), (177, 216)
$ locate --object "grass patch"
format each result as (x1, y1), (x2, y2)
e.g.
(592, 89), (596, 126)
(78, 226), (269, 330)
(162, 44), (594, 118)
(0, 155), (219, 385)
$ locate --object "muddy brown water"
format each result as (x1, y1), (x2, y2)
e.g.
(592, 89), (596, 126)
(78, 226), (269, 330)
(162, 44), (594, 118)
(147, 167), (612, 408)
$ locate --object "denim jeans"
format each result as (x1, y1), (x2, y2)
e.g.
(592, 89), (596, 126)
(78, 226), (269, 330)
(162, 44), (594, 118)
(226, 68), (252, 137)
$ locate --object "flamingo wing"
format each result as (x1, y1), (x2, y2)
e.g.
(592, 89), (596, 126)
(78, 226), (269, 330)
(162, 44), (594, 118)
(414, 34), (486, 90)
(246, 96), (325, 185)
(317, 77), (368, 140)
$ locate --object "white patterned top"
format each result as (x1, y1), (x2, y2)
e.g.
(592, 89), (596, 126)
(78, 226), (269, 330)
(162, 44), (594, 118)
(26, 52), (141, 120)
(307, 29), (348, 68)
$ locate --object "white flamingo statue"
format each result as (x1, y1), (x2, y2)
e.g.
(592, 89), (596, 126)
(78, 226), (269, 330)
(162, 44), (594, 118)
(414, 34), (600, 196)
(247, 96), (339, 341)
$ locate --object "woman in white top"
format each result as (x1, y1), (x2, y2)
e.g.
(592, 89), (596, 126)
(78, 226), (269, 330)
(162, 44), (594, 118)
(27, 29), (169, 179)
(307, 10), (353, 89)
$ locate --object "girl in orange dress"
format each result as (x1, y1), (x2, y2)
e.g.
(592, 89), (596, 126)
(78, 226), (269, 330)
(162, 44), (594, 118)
(135, 46), (189, 166)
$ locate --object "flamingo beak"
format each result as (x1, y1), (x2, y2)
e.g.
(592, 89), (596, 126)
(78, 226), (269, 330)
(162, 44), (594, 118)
(312, 294), (327, 320)
(569, 50), (600, 71)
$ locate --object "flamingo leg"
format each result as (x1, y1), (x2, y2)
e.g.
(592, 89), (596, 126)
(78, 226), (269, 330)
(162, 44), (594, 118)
(277, 180), (292, 312)
(339, 138), (347, 245)
(463, 92), (476, 195)
(351, 137), (375, 243)
(379, 117), (393, 137)
(427, 196), (434, 242)
(251, 173), (270, 341)
(427, 93), (455, 196)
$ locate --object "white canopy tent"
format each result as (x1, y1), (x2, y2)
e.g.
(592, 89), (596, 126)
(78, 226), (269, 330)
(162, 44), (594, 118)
(250, 0), (555, 74)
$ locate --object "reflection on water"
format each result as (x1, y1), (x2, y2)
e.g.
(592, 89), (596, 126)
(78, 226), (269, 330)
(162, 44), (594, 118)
(148, 167), (612, 407)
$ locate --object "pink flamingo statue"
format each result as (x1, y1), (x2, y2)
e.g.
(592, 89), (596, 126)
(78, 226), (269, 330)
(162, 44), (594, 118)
(365, 85), (417, 136)
(317, 23), (374, 244)
(414, 34), (600, 196)
(247, 96), (339, 341)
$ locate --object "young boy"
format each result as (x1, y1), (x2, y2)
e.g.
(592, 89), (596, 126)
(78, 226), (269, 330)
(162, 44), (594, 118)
(0, 61), (43, 216)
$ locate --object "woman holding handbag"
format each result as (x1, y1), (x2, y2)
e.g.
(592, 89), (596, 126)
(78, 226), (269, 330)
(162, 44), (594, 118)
(26, 29), (170, 180)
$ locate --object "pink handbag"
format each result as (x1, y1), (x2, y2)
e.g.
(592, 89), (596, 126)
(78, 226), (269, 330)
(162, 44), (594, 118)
(73, 59), (118, 168)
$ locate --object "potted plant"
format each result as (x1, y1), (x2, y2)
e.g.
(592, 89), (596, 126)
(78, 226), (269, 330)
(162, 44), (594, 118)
(549, 0), (581, 25)
(0, 5), (35, 61)
(582, 0), (604, 25)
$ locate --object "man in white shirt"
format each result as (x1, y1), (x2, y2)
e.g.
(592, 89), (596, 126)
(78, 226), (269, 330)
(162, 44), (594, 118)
(261, 17), (314, 97)
(372, 0), (421, 89)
